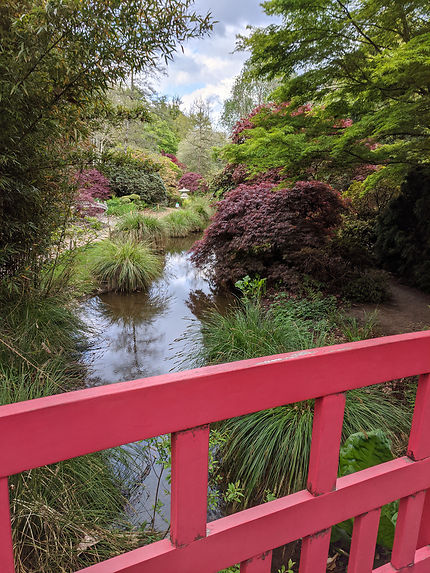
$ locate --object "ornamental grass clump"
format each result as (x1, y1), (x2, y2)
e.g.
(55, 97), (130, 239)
(91, 239), (162, 292)
(164, 209), (205, 237)
(116, 212), (168, 244)
(186, 196), (214, 222)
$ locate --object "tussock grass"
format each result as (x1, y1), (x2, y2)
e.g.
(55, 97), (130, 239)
(185, 196), (213, 222)
(0, 295), (142, 572)
(164, 209), (205, 237)
(199, 298), (411, 504)
(90, 238), (162, 293)
(197, 300), (329, 365)
(116, 212), (168, 244)
(0, 293), (86, 372)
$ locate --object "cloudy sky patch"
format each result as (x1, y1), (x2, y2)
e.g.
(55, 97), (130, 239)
(152, 1), (278, 122)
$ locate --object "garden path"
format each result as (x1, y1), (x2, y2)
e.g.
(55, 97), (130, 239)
(350, 278), (430, 335)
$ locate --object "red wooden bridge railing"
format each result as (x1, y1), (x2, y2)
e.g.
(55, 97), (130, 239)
(1, 331), (430, 572)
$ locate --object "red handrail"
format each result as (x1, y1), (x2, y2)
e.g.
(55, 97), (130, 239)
(1, 331), (430, 572)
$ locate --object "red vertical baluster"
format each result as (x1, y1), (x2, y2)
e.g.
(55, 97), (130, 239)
(391, 490), (426, 569)
(240, 551), (272, 572)
(348, 508), (381, 573)
(299, 393), (346, 573)
(300, 530), (331, 572)
(170, 425), (210, 548)
(407, 373), (430, 548)
(0, 478), (15, 573)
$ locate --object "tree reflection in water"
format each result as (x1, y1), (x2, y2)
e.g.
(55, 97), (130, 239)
(80, 236), (229, 385)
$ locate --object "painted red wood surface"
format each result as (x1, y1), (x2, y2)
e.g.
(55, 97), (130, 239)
(0, 331), (430, 572)
(301, 392), (345, 571)
(240, 551), (272, 572)
(0, 478), (14, 573)
(348, 508), (381, 573)
(170, 425), (210, 547)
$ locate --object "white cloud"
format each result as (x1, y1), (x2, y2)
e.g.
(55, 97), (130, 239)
(151, 1), (279, 123)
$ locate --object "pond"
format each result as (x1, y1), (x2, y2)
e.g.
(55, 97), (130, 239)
(79, 235), (230, 530)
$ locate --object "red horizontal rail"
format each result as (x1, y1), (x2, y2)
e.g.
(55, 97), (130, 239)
(1, 331), (429, 476)
(0, 330), (430, 573)
(78, 456), (430, 573)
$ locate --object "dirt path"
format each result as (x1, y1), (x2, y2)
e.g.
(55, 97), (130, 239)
(349, 277), (430, 336)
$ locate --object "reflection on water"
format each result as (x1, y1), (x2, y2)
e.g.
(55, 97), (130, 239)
(79, 235), (229, 529)
(81, 236), (228, 385)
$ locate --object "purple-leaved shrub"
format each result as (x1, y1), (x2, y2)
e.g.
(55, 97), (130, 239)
(191, 181), (347, 289)
(75, 169), (111, 216)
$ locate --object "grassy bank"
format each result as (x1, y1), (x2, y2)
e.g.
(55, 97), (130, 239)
(0, 292), (145, 571)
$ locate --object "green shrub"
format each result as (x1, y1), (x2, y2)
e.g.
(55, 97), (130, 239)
(101, 152), (168, 205)
(342, 269), (390, 303)
(90, 239), (162, 292)
(106, 198), (138, 216)
(334, 215), (377, 268)
(376, 167), (430, 292)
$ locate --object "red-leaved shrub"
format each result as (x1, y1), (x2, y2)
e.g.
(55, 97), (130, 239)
(191, 181), (346, 288)
(75, 169), (111, 216)
(179, 172), (208, 193)
(161, 151), (186, 171)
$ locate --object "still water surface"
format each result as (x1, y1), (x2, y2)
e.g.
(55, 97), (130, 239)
(79, 236), (229, 529)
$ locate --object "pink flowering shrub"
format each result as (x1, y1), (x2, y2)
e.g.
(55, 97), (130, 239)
(178, 172), (208, 193)
(74, 169), (111, 216)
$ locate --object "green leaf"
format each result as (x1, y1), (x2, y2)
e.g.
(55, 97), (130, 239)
(334, 430), (397, 549)
(339, 429), (393, 477)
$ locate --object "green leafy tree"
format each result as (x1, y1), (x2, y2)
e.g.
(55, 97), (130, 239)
(241, 0), (430, 188)
(177, 98), (226, 176)
(221, 68), (279, 133)
(0, 0), (212, 284)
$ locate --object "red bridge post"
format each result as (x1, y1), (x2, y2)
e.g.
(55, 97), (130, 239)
(171, 425), (210, 547)
(300, 392), (345, 572)
(0, 477), (15, 573)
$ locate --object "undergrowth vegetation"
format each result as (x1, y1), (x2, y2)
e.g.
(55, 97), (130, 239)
(0, 294), (142, 572)
(197, 294), (412, 506)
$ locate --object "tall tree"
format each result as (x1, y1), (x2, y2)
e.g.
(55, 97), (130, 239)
(177, 98), (226, 176)
(221, 68), (279, 133)
(241, 0), (430, 188)
(0, 0), (212, 282)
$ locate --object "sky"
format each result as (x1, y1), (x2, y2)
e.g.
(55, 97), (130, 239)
(152, 0), (278, 124)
